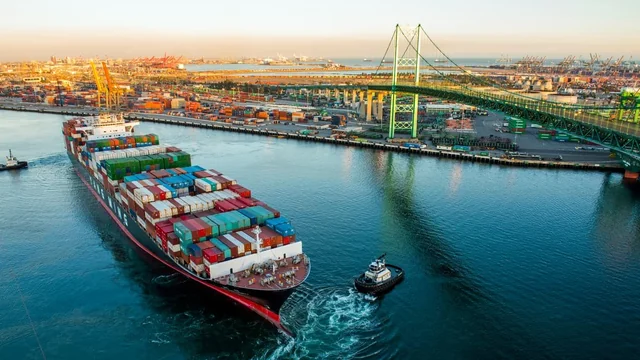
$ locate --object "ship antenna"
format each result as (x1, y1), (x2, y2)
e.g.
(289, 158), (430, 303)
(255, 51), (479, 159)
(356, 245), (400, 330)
(252, 225), (262, 254)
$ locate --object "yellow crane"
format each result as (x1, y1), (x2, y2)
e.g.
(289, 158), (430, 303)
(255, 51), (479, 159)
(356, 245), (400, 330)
(102, 61), (122, 112)
(90, 60), (108, 110)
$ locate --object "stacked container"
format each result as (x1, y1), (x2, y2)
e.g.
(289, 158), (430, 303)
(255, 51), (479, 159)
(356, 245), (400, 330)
(508, 117), (526, 134)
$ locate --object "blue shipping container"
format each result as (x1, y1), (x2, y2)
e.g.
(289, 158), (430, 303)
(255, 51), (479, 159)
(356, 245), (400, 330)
(265, 217), (290, 230)
(274, 223), (295, 236)
(237, 209), (258, 225)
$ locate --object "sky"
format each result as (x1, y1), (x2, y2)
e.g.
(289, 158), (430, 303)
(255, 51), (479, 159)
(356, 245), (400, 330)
(1, 0), (637, 61)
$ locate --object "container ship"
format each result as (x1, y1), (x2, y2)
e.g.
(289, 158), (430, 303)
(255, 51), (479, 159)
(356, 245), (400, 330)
(62, 112), (310, 332)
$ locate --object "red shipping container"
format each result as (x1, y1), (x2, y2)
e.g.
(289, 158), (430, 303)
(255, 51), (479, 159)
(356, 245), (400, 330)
(197, 241), (214, 252)
(135, 205), (145, 219)
(210, 175), (231, 189)
(193, 218), (213, 238)
(194, 209), (219, 218)
(146, 186), (166, 201)
(182, 219), (201, 240)
(190, 256), (204, 265)
(261, 226), (282, 247)
(226, 198), (247, 209)
(168, 248), (180, 257)
(214, 200), (236, 212)
(173, 168), (187, 175)
(203, 247), (224, 263)
(229, 185), (251, 198)
(149, 169), (171, 178)
(155, 221), (169, 236)
(193, 170), (221, 179)
(145, 203), (160, 219)
(236, 197), (256, 207)
(283, 235), (295, 245)
(167, 199), (185, 214)
(126, 182), (139, 192)
(158, 224), (174, 241)
(180, 214), (196, 221)
(146, 221), (156, 239)
(167, 233), (180, 247)
(218, 237), (239, 257)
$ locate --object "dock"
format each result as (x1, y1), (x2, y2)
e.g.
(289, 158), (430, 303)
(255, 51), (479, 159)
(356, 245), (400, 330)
(0, 104), (625, 174)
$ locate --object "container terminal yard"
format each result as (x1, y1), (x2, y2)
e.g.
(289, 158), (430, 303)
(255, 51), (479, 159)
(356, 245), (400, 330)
(1, 28), (639, 179)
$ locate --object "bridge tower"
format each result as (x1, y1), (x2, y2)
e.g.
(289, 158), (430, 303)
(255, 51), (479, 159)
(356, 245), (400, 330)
(388, 24), (422, 139)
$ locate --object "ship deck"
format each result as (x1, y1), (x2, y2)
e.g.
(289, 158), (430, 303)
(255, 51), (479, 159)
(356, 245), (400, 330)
(214, 255), (310, 291)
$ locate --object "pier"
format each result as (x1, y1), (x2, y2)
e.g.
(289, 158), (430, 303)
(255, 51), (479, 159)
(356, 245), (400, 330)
(0, 104), (624, 173)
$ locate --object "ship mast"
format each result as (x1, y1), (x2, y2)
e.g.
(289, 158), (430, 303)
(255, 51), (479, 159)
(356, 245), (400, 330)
(252, 226), (262, 254)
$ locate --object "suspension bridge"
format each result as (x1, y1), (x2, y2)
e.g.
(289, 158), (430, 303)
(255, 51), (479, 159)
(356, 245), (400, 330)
(273, 24), (640, 174)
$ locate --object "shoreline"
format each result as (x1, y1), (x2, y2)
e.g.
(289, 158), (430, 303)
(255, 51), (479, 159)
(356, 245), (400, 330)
(0, 104), (624, 174)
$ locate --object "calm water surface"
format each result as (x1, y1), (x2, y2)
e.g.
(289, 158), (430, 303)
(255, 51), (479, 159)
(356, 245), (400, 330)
(1, 110), (640, 359)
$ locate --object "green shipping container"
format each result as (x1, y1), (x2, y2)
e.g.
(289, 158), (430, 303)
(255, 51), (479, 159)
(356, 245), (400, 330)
(210, 238), (232, 259)
(206, 216), (228, 235)
(162, 151), (192, 169)
(103, 158), (141, 181)
(201, 218), (220, 237)
(174, 222), (192, 242)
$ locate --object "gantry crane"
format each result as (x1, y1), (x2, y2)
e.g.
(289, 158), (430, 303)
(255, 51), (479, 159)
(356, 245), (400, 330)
(102, 61), (122, 112)
(90, 61), (107, 110)
(90, 60), (122, 113)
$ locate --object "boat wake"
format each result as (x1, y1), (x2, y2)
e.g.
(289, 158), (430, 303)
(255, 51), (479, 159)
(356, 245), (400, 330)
(151, 273), (186, 286)
(256, 286), (397, 360)
(24, 152), (67, 167)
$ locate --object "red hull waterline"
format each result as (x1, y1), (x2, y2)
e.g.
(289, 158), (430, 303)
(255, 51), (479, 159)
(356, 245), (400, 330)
(75, 168), (293, 336)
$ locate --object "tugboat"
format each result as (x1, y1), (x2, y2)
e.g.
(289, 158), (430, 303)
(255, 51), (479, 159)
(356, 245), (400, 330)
(0, 149), (28, 171)
(354, 254), (404, 295)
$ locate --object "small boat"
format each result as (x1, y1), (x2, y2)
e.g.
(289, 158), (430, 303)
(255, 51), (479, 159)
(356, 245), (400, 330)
(0, 149), (28, 171)
(354, 253), (404, 295)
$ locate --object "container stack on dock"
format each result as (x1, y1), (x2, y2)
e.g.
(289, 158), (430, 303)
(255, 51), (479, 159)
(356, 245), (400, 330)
(507, 117), (526, 134)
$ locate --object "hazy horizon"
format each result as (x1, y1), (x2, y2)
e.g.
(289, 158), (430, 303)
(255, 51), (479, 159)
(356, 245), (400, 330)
(2, 0), (638, 62)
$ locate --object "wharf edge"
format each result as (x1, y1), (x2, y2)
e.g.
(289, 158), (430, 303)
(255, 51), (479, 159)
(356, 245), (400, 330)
(1, 105), (624, 174)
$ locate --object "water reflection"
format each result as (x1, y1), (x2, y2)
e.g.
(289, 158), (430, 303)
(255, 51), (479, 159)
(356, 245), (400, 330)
(593, 175), (640, 265)
(449, 163), (462, 196)
(367, 151), (554, 358)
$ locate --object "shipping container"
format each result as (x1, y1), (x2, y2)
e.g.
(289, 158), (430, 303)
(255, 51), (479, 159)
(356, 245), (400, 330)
(210, 238), (232, 259)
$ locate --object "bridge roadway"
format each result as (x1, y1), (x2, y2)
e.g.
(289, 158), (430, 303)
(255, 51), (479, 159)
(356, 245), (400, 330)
(277, 82), (640, 167)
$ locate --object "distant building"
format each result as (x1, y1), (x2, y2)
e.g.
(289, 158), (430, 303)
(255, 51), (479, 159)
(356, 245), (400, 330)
(23, 77), (44, 84)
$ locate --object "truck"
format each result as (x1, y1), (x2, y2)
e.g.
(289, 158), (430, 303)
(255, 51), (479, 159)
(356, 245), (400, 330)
(403, 142), (426, 149)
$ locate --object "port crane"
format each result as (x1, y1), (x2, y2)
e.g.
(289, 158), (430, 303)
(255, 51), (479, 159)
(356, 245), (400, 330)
(90, 61), (122, 113)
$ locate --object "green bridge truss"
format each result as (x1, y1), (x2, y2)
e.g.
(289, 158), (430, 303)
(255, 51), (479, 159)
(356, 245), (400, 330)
(274, 82), (640, 170)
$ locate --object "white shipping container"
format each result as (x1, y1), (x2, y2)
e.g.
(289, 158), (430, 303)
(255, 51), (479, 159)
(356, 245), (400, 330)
(220, 175), (237, 185)
(200, 194), (215, 209)
(136, 215), (145, 228)
(195, 179), (213, 192)
(169, 243), (181, 253)
(190, 262), (204, 273)
(182, 197), (200, 212)
(134, 187), (154, 203)
(220, 190), (238, 199)
(222, 234), (246, 255)
(200, 192), (219, 204)
(237, 231), (258, 251)
(157, 185), (173, 199)
(175, 198), (191, 213)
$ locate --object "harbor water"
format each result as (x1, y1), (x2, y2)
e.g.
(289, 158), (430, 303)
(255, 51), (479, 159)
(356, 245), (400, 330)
(2, 110), (640, 359)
